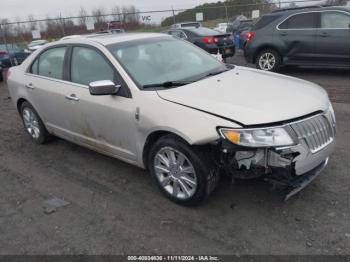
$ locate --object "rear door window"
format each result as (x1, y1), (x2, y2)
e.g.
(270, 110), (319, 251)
(321, 11), (350, 29)
(35, 47), (66, 80)
(279, 12), (317, 29)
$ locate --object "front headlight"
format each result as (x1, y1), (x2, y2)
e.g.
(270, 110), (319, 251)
(219, 127), (295, 147)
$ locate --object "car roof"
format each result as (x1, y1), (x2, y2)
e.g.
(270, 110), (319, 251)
(57, 33), (169, 46)
(271, 6), (350, 15)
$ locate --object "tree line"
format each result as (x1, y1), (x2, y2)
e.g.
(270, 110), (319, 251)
(161, 0), (277, 26)
(161, 0), (349, 26)
(0, 5), (144, 44)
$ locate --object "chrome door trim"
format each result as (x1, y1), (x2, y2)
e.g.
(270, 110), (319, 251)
(24, 73), (89, 89)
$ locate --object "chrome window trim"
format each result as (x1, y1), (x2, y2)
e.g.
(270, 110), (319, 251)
(276, 10), (350, 31)
(24, 72), (89, 89)
(25, 43), (133, 98)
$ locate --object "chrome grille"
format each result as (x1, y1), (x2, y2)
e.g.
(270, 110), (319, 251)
(290, 114), (335, 153)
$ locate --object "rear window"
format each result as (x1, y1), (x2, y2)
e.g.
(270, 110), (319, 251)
(181, 22), (201, 28)
(279, 13), (317, 29)
(187, 28), (221, 36)
(253, 15), (282, 30)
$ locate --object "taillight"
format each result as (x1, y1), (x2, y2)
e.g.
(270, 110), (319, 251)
(0, 51), (8, 57)
(246, 32), (255, 43)
(202, 37), (219, 44)
(202, 37), (213, 44)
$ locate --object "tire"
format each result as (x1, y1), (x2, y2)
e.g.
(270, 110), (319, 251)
(0, 70), (3, 82)
(256, 48), (282, 72)
(20, 102), (51, 144)
(148, 135), (219, 206)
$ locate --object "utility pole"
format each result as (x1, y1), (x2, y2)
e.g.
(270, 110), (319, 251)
(171, 6), (176, 24)
(60, 13), (65, 37)
(223, 1), (229, 23)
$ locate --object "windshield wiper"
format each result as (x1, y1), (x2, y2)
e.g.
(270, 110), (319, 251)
(204, 69), (230, 78)
(142, 81), (192, 89)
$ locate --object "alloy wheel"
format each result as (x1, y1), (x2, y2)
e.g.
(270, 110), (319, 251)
(154, 147), (197, 200)
(22, 107), (40, 139)
(259, 52), (276, 71)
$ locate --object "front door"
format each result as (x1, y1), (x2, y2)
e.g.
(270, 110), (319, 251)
(63, 46), (137, 162)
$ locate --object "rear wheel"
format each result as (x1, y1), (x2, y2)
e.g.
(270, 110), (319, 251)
(256, 49), (281, 72)
(149, 135), (219, 206)
(20, 102), (51, 144)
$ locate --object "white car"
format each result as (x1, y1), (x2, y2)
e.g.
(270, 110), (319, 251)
(214, 23), (229, 33)
(26, 40), (49, 53)
(7, 33), (336, 205)
(171, 22), (202, 29)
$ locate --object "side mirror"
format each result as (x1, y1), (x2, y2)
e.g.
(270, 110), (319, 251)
(89, 80), (121, 96)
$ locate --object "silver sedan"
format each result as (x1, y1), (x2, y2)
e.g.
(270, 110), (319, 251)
(7, 33), (336, 205)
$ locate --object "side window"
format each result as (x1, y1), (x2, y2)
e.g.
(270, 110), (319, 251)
(31, 59), (39, 75)
(321, 12), (350, 29)
(71, 47), (114, 86)
(169, 31), (186, 39)
(37, 47), (66, 79)
(279, 13), (317, 29)
(178, 31), (187, 39)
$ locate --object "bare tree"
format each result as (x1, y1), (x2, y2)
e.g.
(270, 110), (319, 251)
(289, 2), (297, 8)
(121, 5), (140, 25)
(92, 7), (106, 30)
(27, 14), (37, 31)
(325, 0), (348, 5)
(111, 5), (122, 22)
(78, 7), (88, 27)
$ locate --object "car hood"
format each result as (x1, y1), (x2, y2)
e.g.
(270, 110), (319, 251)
(156, 66), (330, 126)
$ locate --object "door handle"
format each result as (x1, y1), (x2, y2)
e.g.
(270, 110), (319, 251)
(65, 94), (80, 102)
(280, 32), (288, 36)
(25, 83), (35, 89)
(320, 32), (329, 38)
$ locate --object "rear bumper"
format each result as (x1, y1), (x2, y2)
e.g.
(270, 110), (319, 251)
(206, 45), (235, 58)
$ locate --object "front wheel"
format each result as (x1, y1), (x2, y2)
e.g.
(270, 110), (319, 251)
(256, 49), (282, 72)
(148, 135), (219, 206)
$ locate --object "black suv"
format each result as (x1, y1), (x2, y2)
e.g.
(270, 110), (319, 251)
(244, 6), (350, 72)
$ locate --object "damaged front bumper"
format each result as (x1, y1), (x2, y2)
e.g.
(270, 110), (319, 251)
(217, 111), (336, 199)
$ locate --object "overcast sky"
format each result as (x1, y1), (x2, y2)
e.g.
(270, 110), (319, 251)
(1, 0), (325, 22)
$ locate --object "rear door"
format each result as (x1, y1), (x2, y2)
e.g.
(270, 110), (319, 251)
(25, 46), (73, 135)
(314, 10), (350, 64)
(276, 12), (318, 63)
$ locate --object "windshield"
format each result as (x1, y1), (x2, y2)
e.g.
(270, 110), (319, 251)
(107, 37), (227, 88)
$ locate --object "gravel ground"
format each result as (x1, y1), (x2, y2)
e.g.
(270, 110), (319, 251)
(0, 56), (349, 255)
